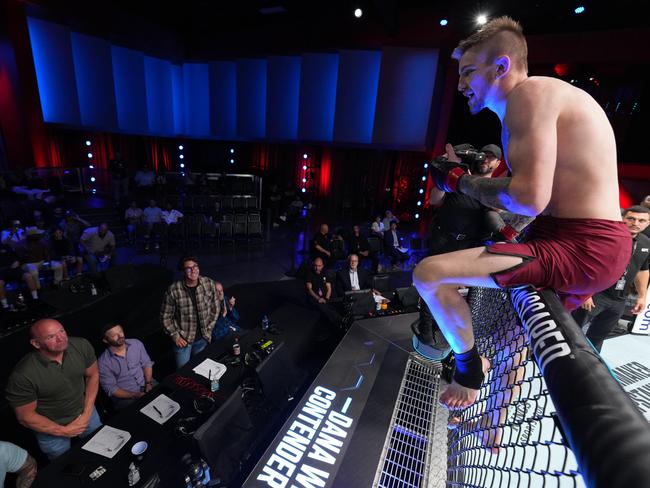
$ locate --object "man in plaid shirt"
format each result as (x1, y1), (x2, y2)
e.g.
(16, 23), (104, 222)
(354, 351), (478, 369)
(160, 256), (220, 368)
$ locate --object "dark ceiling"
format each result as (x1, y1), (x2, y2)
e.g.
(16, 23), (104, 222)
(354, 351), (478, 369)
(25, 0), (650, 60)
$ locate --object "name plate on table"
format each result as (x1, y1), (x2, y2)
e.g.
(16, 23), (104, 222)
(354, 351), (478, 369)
(631, 285), (650, 335)
(82, 425), (131, 458)
(140, 394), (181, 424)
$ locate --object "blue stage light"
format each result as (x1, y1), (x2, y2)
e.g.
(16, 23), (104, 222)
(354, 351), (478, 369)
(440, 19), (448, 26)
(574, 6), (585, 14)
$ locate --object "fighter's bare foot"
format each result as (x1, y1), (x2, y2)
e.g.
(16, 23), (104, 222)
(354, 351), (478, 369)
(439, 356), (491, 409)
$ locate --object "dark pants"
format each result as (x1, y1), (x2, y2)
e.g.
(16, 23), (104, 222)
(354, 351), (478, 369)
(572, 293), (626, 353)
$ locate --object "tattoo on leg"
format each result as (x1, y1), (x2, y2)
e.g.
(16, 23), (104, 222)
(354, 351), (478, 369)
(17, 455), (37, 488)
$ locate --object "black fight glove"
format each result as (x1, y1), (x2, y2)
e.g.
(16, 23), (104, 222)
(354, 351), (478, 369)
(429, 159), (469, 193)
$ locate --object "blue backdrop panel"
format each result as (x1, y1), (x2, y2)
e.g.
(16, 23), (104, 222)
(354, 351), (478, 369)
(266, 56), (301, 141)
(70, 32), (117, 129)
(111, 46), (148, 133)
(144, 56), (174, 135)
(182, 63), (210, 137)
(373, 47), (439, 149)
(298, 53), (339, 142)
(209, 61), (236, 139)
(333, 50), (381, 144)
(236, 59), (267, 139)
(27, 17), (80, 124)
(171, 64), (184, 135)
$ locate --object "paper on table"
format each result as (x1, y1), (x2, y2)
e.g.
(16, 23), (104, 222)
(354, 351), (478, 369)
(373, 294), (390, 304)
(82, 425), (131, 458)
(192, 358), (227, 381)
(140, 394), (180, 425)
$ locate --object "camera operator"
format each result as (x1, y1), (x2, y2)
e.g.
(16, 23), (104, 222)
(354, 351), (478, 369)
(413, 143), (533, 360)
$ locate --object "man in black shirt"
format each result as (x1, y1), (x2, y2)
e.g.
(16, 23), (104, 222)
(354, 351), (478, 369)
(572, 205), (650, 352)
(0, 243), (38, 310)
(305, 257), (342, 331)
(347, 225), (377, 271)
(311, 224), (333, 266)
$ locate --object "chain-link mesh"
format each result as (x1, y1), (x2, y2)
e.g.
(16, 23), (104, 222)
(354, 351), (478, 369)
(447, 287), (585, 488)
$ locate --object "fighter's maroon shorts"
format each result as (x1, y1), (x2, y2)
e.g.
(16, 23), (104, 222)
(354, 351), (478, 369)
(488, 216), (631, 311)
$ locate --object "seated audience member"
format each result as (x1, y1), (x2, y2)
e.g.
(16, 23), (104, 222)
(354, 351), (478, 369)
(17, 228), (63, 288)
(572, 205), (650, 352)
(80, 223), (116, 274)
(212, 281), (241, 342)
(5, 319), (102, 460)
(642, 196), (650, 238)
(60, 211), (90, 247)
(383, 221), (409, 269)
(29, 210), (48, 233)
(98, 322), (154, 410)
(310, 224), (333, 266)
(0, 441), (37, 488)
(370, 215), (385, 238)
(1, 220), (25, 249)
(336, 254), (373, 296)
(143, 200), (163, 251)
(347, 224), (378, 271)
(305, 257), (342, 330)
(161, 202), (184, 225)
(382, 210), (399, 231)
(1, 243), (39, 309)
(49, 228), (83, 282)
(134, 164), (156, 193)
(124, 201), (143, 244)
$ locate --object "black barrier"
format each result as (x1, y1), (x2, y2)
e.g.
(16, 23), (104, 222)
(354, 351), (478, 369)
(447, 286), (650, 487)
(512, 286), (650, 487)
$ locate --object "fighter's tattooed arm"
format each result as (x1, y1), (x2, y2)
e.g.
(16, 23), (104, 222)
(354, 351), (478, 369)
(458, 175), (514, 212)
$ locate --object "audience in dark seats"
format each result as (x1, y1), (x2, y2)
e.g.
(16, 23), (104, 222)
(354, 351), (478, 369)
(143, 200), (163, 251)
(80, 223), (116, 274)
(134, 164), (156, 194)
(371, 215), (385, 238)
(336, 254), (373, 295)
(383, 221), (409, 270)
(0, 441), (37, 488)
(5, 319), (102, 460)
(125, 201), (143, 244)
(30, 210), (48, 233)
(160, 256), (220, 369)
(572, 206), (650, 352)
(212, 281), (241, 342)
(109, 152), (129, 203)
(382, 210), (399, 231)
(98, 322), (155, 410)
(642, 196), (650, 238)
(18, 228), (63, 287)
(347, 224), (377, 271)
(1, 220), (25, 249)
(49, 228), (83, 282)
(1, 243), (39, 309)
(161, 202), (184, 225)
(311, 224), (333, 266)
(60, 211), (90, 247)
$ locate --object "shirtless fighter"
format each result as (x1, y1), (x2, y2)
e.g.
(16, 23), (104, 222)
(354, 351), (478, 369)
(413, 17), (630, 409)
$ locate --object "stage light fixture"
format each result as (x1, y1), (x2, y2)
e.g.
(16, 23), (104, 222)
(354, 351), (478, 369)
(180, 163), (185, 168)
(421, 176), (426, 181)
(89, 165), (94, 169)
(87, 152), (93, 158)
(92, 188), (97, 194)
(85, 140), (91, 146)
(301, 188), (306, 193)
(354, 8), (363, 18)
(230, 159), (234, 164)
(574, 6), (585, 14)
(415, 213), (420, 219)
(302, 178), (307, 183)
(476, 14), (487, 25)
(423, 163), (429, 169)
(230, 148), (234, 153)
(178, 145), (184, 150)
(303, 165), (307, 170)
(90, 177), (96, 182)
(180, 154), (184, 159)
(417, 201), (422, 206)
(419, 189), (424, 194)
(303, 153), (308, 159)
(440, 19), (448, 26)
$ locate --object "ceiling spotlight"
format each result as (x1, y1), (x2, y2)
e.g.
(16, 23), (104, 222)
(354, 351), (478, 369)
(439, 19), (448, 26)
(354, 8), (363, 18)
(476, 14), (488, 25)
(574, 6), (585, 14)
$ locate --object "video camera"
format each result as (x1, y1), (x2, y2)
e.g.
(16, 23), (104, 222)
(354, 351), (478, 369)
(433, 143), (487, 168)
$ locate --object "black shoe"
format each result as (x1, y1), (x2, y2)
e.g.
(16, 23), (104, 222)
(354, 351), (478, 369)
(410, 319), (451, 361)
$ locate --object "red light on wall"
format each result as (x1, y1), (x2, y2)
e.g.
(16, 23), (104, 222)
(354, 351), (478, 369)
(554, 63), (572, 77)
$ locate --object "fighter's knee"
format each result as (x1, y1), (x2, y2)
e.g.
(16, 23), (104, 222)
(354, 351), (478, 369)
(414, 256), (445, 286)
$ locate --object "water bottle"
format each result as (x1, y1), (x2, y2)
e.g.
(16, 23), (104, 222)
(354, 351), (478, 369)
(210, 376), (220, 392)
(232, 337), (241, 356)
(127, 462), (140, 486)
(16, 293), (25, 307)
(261, 315), (269, 331)
(90, 283), (97, 296)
